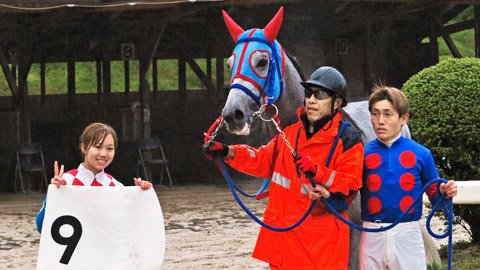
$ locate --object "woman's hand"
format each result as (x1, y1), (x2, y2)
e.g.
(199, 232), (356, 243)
(51, 161), (66, 188)
(134, 178), (152, 190)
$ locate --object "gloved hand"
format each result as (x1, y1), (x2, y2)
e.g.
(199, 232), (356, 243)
(295, 154), (317, 177)
(202, 141), (230, 160)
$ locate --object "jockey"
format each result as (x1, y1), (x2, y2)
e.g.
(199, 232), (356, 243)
(203, 66), (364, 269)
(359, 85), (458, 269)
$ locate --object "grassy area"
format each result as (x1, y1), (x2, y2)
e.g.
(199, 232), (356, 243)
(439, 7), (475, 61)
(0, 58), (229, 96)
(428, 241), (480, 270)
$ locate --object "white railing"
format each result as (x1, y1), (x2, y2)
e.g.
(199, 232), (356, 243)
(424, 180), (480, 204)
(452, 181), (480, 204)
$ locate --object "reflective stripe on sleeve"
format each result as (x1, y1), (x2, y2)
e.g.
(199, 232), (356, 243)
(300, 183), (310, 195)
(324, 170), (336, 188)
(271, 172), (290, 189)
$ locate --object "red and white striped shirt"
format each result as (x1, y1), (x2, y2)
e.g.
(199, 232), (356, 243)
(63, 164), (124, 187)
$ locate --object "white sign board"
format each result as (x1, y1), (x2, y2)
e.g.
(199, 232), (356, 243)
(37, 185), (165, 270)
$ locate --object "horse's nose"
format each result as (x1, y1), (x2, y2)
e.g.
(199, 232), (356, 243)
(223, 109), (245, 124)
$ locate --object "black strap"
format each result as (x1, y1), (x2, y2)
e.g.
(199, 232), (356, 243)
(325, 121), (350, 168)
(294, 121), (350, 168)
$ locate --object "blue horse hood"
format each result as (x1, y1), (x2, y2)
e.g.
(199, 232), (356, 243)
(230, 28), (284, 105)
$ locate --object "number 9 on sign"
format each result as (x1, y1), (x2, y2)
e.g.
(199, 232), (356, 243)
(50, 215), (82, 265)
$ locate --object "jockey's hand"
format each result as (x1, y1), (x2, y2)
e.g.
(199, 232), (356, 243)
(440, 180), (457, 198)
(295, 154), (317, 177)
(202, 141), (229, 160)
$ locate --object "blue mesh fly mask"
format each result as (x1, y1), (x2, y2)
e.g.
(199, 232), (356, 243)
(229, 28), (285, 106)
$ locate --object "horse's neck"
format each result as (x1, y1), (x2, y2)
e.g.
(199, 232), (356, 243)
(275, 57), (304, 126)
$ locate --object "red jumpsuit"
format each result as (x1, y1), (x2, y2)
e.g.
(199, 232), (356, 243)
(226, 109), (364, 269)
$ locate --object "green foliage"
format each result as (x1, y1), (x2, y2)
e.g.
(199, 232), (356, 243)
(437, 241), (480, 269)
(403, 58), (480, 242)
(427, 261), (444, 270)
(403, 58), (480, 180)
(438, 29), (475, 60)
(428, 241), (480, 269)
(0, 70), (12, 96)
(424, 6), (475, 60)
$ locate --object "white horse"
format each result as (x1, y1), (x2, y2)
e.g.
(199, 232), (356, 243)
(219, 7), (439, 269)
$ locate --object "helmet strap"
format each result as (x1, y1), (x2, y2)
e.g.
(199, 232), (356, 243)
(323, 96), (337, 131)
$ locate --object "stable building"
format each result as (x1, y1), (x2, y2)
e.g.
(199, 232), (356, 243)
(0, 0), (478, 189)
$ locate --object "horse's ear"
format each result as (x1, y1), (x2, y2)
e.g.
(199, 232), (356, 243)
(222, 10), (244, 42)
(263, 6), (284, 43)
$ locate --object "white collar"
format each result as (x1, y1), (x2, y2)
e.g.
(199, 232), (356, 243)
(379, 134), (401, 148)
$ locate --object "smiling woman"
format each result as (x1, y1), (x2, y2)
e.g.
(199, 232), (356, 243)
(78, 123), (117, 176)
(35, 122), (153, 233)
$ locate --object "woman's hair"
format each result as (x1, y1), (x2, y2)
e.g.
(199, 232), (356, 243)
(368, 84), (409, 117)
(79, 122), (118, 152)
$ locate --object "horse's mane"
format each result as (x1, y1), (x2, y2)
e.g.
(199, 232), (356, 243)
(284, 49), (305, 81)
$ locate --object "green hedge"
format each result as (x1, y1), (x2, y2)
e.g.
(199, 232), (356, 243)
(403, 58), (479, 180)
(403, 58), (480, 243)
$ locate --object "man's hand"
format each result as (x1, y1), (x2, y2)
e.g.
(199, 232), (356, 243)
(440, 180), (458, 198)
(202, 141), (230, 160)
(308, 184), (330, 200)
(295, 154), (317, 176)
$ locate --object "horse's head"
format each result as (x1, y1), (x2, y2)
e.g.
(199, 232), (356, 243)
(221, 7), (285, 135)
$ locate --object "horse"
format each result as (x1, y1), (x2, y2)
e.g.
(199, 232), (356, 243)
(219, 7), (439, 269)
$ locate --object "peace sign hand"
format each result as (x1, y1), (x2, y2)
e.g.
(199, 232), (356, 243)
(51, 161), (66, 188)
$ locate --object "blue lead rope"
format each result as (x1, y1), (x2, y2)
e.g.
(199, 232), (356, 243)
(219, 158), (316, 232)
(426, 181), (454, 270)
(230, 178), (269, 198)
(218, 157), (454, 269)
(316, 176), (454, 270)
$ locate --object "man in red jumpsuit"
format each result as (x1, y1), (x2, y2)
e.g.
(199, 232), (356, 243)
(204, 66), (364, 269)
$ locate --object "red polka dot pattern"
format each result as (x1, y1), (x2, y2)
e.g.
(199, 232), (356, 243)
(365, 153), (382, 169)
(400, 196), (414, 212)
(367, 174), (382, 192)
(368, 197), (382, 214)
(399, 151), (416, 168)
(400, 173), (415, 191)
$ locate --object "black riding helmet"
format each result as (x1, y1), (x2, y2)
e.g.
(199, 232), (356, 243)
(300, 66), (347, 107)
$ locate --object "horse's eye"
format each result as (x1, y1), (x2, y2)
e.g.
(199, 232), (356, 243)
(257, 58), (268, 68)
(227, 56), (234, 70)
